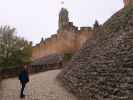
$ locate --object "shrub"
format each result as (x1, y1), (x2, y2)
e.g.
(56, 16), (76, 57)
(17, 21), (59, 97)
(63, 53), (73, 61)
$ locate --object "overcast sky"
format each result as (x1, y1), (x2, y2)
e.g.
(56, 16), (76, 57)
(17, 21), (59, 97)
(0, 0), (124, 45)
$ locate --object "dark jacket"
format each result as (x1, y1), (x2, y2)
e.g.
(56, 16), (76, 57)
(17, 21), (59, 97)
(19, 69), (29, 83)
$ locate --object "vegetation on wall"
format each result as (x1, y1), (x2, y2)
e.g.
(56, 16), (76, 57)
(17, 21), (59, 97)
(63, 53), (73, 61)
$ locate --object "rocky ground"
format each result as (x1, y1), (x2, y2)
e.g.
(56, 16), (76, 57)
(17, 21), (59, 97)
(0, 70), (77, 100)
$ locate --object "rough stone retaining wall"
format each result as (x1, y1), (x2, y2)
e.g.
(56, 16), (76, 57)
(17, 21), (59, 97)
(58, 6), (133, 100)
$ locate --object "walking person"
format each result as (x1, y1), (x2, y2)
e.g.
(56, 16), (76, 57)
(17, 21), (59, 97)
(19, 64), (29, 98)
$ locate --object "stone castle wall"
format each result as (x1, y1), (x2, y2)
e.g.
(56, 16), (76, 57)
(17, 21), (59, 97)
(32, 8), (94, 60)
(32, 0), (132, 60)
(32, 27), (93, 60)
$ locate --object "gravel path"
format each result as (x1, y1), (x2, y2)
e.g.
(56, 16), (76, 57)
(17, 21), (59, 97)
(0, 70), (77, 100)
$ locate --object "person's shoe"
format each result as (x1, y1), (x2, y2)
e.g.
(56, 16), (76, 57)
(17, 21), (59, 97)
(20, 94), (25, 98)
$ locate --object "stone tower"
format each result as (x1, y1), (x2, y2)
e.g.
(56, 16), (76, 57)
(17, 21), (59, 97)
(58, 8), (69, 31)
(124, 0), (133, 6)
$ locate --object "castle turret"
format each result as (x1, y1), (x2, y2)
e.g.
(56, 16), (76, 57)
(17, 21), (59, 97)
(58, 8), (69, 31)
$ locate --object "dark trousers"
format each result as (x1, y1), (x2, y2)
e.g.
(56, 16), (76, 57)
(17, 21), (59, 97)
(20, 82), (26, 97)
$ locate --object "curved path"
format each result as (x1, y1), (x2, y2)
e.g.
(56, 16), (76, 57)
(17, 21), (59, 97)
(0, 70), (77, 100)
